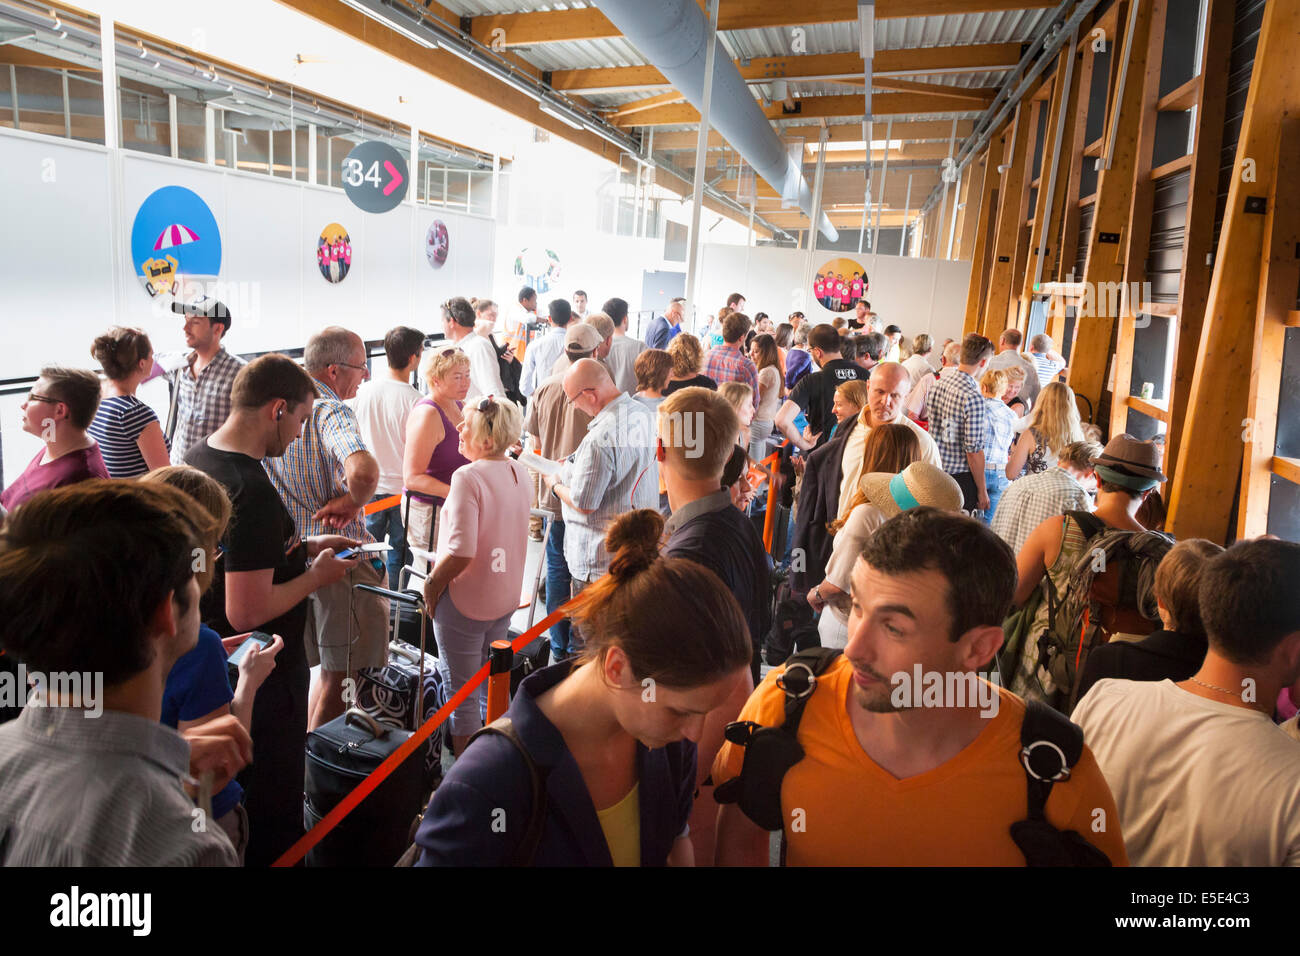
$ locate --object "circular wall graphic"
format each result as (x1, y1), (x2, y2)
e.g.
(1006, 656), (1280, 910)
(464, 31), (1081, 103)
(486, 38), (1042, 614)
(513, 246), (562, 294)
(426, 220), (449, 268)
(317, 223), (352, 284)
(813, 258), (869, 314)
(341, 141), (408, 213)
(130, 186), (222, 299)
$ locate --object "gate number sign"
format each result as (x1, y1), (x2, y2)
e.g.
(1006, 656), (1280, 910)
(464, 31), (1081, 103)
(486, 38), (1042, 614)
(341, 141), (408, 213)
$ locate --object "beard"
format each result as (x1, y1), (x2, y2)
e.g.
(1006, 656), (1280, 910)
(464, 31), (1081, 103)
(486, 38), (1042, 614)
(850, 665), (904, 713)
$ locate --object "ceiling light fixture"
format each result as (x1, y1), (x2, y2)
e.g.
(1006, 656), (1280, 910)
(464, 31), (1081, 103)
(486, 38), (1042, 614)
(338, 0), (439, 50)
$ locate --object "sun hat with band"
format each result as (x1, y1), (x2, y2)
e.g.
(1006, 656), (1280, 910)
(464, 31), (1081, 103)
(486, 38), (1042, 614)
(1093, 433), (1166, 492)
(860, 461), (965, 518)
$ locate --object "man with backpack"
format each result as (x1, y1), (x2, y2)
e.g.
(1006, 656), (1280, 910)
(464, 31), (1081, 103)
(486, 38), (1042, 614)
(1003, 435), (1172, 712)
(712, 507), (1126, 866)
(1073, 538), (1300, 865)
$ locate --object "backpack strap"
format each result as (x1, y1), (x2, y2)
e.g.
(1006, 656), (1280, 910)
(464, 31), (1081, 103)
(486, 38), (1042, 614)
(1018, 700), (1084, 822)
(1064, 509), (1106, 541)
(469, 717), (548, 866)
(775, 647), (844, 735)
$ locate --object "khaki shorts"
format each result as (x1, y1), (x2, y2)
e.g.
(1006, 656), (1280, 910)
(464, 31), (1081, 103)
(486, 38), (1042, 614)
(304, 556), (390, 672)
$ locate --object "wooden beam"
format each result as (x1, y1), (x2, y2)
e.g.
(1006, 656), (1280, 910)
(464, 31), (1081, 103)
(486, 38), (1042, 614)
(1236, 119), (1300, 537)
(1067, 0), (1157, 426)
(962, 141), (1002, 333)
(954, 152), (981, 260)
(980, 100), (1033, 338)
(1110, 0), (1170, 441)
(606, 90), (686, 120)
(471, 1), (1058, 47)
(617, 92), (987, 127)
(0, 48), (97, 72)
(1164, 0), (1234, 489)
(1156, 76), (1199, 112)
(1272, 457), (1300, 487)
(1168, 0), (1300, 542)
(650, 119), (976, 150)
(1126, 395), (1171, 423)
(836, 77), (1000, 106)
(1053, 47), (1096, 293)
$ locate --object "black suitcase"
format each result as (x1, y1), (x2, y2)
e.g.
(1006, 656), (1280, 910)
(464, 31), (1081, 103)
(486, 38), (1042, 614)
(304, 708), (425, 867)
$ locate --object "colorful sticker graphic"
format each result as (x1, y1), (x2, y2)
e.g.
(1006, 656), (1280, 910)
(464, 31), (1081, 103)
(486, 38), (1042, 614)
(130, 186), (222, 299)
(426, 220), (449, 268)
(813, 257), (869, 314)
(317, 223), (352, 284)
(513, 246), (562, 294)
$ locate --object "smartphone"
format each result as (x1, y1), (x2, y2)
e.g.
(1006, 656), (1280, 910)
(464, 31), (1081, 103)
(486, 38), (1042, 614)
(336, 543), (391, 560)
(228, 631), (273, 667)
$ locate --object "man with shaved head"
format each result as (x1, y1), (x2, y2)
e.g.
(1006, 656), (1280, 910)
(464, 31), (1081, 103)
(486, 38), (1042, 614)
(837, 362), (943, 519)
(542, 358), (658, 655)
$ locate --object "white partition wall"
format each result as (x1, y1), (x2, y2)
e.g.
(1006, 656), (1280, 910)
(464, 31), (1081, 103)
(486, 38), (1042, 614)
(697, 242), (971, 347)
(0, 127), (495, 380)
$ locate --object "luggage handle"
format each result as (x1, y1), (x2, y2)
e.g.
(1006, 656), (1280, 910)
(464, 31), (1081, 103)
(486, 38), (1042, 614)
(389, 642), (422, 666)
(344, 707), (387, 739)
(355, 582), (426, 608)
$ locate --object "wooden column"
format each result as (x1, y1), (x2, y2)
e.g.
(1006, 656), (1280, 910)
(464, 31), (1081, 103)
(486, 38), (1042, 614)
(1108, 0), (1169, 441)
(1168, 0), (1300, 541)
(1067, 0), (1157, 425)
(980, 101), (1033, 339)
(1163, 0), (1234, 487)
(1054, 46), (1098, 285)
(962, 140), (1002, 334)
(1238, 119), (1300, 538)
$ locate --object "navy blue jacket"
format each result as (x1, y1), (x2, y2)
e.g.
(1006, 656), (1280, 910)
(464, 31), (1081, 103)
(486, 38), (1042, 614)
(414, 661), (696, 866)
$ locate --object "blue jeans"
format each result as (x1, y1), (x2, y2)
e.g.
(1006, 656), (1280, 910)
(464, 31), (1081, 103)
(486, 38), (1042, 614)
(365, 495), (407, 590)
(545, 517), (573, 659)
(983, 469), (1009, 526)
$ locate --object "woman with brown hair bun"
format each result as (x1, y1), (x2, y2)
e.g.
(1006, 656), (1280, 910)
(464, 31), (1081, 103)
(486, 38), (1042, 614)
(413, 509), (753, 867)
(88, 326), (170, 478)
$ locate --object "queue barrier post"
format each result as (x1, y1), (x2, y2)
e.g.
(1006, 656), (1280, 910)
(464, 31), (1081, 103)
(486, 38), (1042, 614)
(487, 640), (513, 723)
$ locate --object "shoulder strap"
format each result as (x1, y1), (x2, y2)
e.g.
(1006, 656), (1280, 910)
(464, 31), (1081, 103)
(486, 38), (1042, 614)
(1018, 700), (1084, 822)
(1064, 510), (1106, 541)
(776, 647), (843, 736)
(469, 717), (548, 866)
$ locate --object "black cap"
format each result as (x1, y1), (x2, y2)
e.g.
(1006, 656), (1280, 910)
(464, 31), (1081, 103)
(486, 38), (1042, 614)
(170, 295), (232, 326)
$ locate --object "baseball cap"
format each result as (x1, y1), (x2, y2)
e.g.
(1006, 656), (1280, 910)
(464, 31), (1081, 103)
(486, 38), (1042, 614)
(171, 295), (233, 327)
(564, 323), (603, 357)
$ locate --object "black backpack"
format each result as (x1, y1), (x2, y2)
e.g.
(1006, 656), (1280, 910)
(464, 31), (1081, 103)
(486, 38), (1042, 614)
(490, 333), (527, 408)
(715, 648), (1111, 866)
(764, 570), (819, 667)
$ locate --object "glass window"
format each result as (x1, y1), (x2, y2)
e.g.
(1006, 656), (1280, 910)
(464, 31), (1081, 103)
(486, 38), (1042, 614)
(176, 95), (206, 163)
(237, 127), (269, 174)
(271, 127), (293, 179)
(119, 78), (168, 156)
(1, 64), (14, 130)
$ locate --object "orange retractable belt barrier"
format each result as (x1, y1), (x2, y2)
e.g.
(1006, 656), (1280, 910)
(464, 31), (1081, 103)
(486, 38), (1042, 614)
(273, 603), (572, 867)
(760, 442), (789, 554)
(363, 494), (402, 515)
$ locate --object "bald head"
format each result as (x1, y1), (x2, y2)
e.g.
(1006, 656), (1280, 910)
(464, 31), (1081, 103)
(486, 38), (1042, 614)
(563, 358), (619, 416)
(864, 361), (912, 427)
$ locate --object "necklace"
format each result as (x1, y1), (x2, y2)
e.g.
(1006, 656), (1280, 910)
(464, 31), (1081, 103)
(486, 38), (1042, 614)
(1189, 677), (1239, 698)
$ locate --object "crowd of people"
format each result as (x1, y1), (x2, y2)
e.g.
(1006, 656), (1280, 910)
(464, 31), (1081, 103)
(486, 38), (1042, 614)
(1, 285), (1297, 870)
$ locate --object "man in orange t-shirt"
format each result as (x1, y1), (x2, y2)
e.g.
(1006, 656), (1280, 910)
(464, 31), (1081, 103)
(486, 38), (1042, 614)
(713, 507), (1127, 866)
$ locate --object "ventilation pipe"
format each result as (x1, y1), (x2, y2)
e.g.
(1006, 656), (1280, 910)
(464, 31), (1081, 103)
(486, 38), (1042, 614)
(594, 0), (838, 241)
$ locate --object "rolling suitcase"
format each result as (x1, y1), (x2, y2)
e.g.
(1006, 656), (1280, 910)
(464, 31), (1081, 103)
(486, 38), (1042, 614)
(304, 708), (425, 867)
(353, 578), (447, 787)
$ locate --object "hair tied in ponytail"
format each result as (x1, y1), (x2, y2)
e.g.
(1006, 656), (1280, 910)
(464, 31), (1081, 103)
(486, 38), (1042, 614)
(604, 509), (663, 582)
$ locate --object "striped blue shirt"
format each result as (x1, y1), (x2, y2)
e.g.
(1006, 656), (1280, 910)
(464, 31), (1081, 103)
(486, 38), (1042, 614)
(87, 394), (166, 478)
(1031, 352), (1064, 386)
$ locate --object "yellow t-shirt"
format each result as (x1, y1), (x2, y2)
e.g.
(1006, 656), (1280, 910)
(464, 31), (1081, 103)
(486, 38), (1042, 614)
(712, 657), (1128, 866)
(596, 783), (641, 867)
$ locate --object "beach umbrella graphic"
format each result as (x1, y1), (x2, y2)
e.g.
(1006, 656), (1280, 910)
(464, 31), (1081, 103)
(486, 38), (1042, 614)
(153, 223), (201, 250)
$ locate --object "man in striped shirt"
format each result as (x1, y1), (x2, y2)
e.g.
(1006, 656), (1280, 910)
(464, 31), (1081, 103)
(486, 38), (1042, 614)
(169, 297), (246, 464)
(263, 328), (387, 731)
(703, 311), (759, 407)
(1028, 332), (1068, 387)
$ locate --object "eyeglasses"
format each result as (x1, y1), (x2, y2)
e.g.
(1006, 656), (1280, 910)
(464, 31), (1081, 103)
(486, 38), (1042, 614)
(26, 393), (58, 404)
(565, 387), (595, 406)
(334, 361), (368, 372)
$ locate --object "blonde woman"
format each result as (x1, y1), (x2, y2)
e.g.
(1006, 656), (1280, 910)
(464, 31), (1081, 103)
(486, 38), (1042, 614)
(663, 333), (717, 394)
(424, 396), (530, 756)
(403, 347), (471, 571)
(1006, 380), (1085, 479)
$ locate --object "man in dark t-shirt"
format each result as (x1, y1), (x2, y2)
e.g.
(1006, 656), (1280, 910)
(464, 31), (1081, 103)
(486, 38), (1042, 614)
(774, 323), (864, 452)
(187, 353), (359, 867)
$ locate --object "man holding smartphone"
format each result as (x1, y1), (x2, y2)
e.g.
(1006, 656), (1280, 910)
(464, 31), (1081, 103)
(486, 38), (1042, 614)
(187, 353), (359, 867)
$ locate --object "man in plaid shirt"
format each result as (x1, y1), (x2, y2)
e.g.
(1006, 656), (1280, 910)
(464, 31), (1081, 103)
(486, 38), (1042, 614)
(992, 440), (1100, 555)
(264, 327), (388, 731)
(703, 311), (759, 407)
(169, 297), (247, 463)
(927, 333), (995, 513)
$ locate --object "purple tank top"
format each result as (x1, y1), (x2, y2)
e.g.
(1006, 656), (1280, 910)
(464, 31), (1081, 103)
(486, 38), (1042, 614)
(410, 398), (469, 504)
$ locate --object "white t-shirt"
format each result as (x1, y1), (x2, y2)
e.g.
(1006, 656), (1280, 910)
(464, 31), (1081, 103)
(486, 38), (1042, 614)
(837, 415), (943, 520)
(1072, 678), (1300, 866)
(823, 503), (888, 624)
(460, 331), (506, 401)
(606, 333), (646, 395)
(349, 377), (421, 496)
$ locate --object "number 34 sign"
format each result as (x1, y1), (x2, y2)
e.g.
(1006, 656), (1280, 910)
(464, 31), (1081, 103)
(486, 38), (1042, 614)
(341, 141), (408, 213)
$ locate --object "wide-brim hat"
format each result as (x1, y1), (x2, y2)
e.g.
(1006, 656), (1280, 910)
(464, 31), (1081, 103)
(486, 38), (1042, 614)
(860, 462), (964, 518)
(1095, 433), (1166, 481)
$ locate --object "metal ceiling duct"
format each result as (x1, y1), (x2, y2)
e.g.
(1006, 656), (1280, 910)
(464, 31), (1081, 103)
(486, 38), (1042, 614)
(593, 0), (838, 241)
